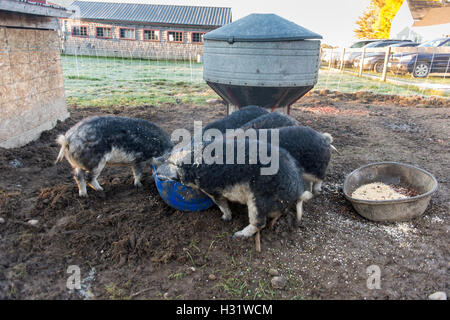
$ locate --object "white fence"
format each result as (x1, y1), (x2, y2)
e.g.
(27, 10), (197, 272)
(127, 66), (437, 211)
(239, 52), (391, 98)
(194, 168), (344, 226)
(321, 46), (450, 81)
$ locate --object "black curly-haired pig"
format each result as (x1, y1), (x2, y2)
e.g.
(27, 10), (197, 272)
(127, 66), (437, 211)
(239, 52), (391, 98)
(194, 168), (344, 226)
(201, 105), (268, 134)
(240, 112), (299, 130)
(254, 126), (333, 196)
(154, 138), (312, 238)
(55, 116), (173, 197)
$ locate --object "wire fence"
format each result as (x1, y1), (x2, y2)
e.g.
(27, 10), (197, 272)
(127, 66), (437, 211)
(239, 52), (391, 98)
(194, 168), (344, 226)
(61, 45), (450, 107)
(319, 46), (450, 97)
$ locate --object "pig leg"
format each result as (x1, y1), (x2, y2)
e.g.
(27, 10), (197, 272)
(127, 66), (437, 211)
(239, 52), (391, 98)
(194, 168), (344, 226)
(302, 174), (315, 193)
(233, 199), (266, 238)
(88, 160), (105, 191)
(215, 197), (233, 221)
(313, 180), (323, 195)
(74, 167), (87, 197)
(201, 192), (233, 222)
(268, 212), (282, 229)
(296, 201), (304, 223)
(131, 163), (143, 188)
(296, 191), (313, 222)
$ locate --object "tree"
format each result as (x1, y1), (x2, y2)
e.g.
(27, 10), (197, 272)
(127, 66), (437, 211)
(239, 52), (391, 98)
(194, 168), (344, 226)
(374, 0), (404, 38)
(354, 0), (404, 39)
(354, 3), (381, 39)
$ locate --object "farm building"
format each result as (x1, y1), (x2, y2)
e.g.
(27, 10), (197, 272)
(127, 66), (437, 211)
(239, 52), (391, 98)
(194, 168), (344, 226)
(0, 0), (71, 149)
(390, 0), (450, 42)
(60, 1), (232, 60)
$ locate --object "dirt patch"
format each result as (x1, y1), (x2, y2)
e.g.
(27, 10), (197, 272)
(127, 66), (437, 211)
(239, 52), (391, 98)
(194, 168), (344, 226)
(0, 92), (448, 299)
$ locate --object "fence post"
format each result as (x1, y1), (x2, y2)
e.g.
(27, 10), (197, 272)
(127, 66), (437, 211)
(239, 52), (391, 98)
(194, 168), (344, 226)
(359, 47), (366, 76)
(328, 48), (333, 69)
(339, 47), (346, 72)
(381, 46), (391, 82)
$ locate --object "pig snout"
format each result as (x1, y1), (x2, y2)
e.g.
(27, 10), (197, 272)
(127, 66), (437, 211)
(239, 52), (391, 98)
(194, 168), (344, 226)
(155, 163), (179, 181)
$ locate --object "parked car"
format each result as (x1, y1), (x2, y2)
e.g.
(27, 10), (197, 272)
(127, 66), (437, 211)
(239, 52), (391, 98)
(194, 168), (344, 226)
(389, 37), (450, 77)
(353, 42), (420, 73)
(320, 49), (341, 67)
(349, 39), (384, 48)
(340, 39), (412, 68)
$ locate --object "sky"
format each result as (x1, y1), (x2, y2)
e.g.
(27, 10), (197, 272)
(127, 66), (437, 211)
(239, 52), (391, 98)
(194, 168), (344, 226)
(62, 0), (373, 47)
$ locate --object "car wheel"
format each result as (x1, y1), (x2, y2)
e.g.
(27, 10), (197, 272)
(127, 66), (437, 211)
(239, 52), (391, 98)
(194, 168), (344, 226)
(413, 62), (430, 78)
(374, 62), (384, 73)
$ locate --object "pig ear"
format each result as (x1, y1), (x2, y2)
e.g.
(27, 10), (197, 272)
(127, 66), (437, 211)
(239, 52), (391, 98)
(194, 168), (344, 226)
(152, 153), (170, 166)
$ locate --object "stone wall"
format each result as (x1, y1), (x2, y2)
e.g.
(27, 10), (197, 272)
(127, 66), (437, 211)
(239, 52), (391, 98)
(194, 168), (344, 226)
(61, 19), (209, 60)
(0, 25), (69, 148)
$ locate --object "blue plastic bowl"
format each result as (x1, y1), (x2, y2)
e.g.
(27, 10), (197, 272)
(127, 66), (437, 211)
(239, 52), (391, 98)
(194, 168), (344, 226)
(153, 167), (214, 212)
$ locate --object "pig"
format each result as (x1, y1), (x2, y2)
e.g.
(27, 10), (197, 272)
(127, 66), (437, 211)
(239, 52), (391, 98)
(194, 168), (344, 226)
(253, 126), (333, 196)
(55, 116), (173, 197)
(240, 112), (299, 130)
(201, 105), (268, 134)
(154, 137), (313, 238)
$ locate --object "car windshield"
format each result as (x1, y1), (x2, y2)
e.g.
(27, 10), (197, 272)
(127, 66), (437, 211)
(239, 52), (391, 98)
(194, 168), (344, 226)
(364, 41), (395, 48)
(390, 42), (418, 47)
(419, 39), (445, 47)
(351, 41), (370, 48)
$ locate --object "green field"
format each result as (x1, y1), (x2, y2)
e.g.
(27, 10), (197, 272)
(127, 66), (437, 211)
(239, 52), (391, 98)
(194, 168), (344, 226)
(61, 55), (448, 108)
(61, 55), (216, 107)
(316, 69), (449, 97)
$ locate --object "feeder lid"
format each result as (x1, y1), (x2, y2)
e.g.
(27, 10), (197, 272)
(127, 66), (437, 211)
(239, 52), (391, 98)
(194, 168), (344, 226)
(204, 13), (322, 43)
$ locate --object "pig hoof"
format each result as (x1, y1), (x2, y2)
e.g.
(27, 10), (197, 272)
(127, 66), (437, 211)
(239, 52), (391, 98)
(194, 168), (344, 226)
(221, 214), (232, 222)
(79, 192), (88, 197)
(134, 181), (143, 188)
(232, 231), (246, 239)
(90, 184), (103, 191)
(232, 225), (259, 239)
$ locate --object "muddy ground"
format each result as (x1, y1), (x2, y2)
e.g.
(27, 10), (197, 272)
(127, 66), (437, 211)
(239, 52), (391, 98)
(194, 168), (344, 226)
(0, 91), (448, 300)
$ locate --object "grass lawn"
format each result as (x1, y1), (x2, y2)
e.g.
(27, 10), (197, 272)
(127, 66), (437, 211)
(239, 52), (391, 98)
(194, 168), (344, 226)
(61, 55), (217, 108)
(316, 69), (449, 97)
(61, 55), (448, 108)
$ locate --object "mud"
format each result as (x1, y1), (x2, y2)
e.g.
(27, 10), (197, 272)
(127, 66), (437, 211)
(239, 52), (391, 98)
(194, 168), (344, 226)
(0, 91), (448, 299)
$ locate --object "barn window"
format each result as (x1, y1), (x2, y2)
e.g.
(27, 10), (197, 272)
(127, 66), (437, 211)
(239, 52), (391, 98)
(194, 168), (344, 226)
(191, 32), (205, 43)
(72, 26), (88, 37)
(120, 28), (135, 40)
(96, 27), (112, 38)
(143, 29), (160, 41)
(168, 31), (183, 43)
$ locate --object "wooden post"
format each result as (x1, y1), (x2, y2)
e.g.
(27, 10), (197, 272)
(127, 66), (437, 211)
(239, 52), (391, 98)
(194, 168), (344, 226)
(328, 48), (333, 69)
(339, 48), (346, 71)
(227, 104), (239, 115)
(359, 47), (366, 76)
(381, 46), (391, 82)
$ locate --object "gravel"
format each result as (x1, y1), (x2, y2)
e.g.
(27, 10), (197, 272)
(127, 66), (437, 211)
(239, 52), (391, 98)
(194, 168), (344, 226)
(428, 291), (447, 300)
(271, 276), (286, 290)
(268, 268), (279, 277)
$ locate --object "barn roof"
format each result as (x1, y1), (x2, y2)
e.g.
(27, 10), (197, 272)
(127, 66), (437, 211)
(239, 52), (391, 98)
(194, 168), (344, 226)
(407, 0), (450, 21)
(413, 6), (450, 26)
(69, 1), (232, 27)
(0, 0), (73, 17)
